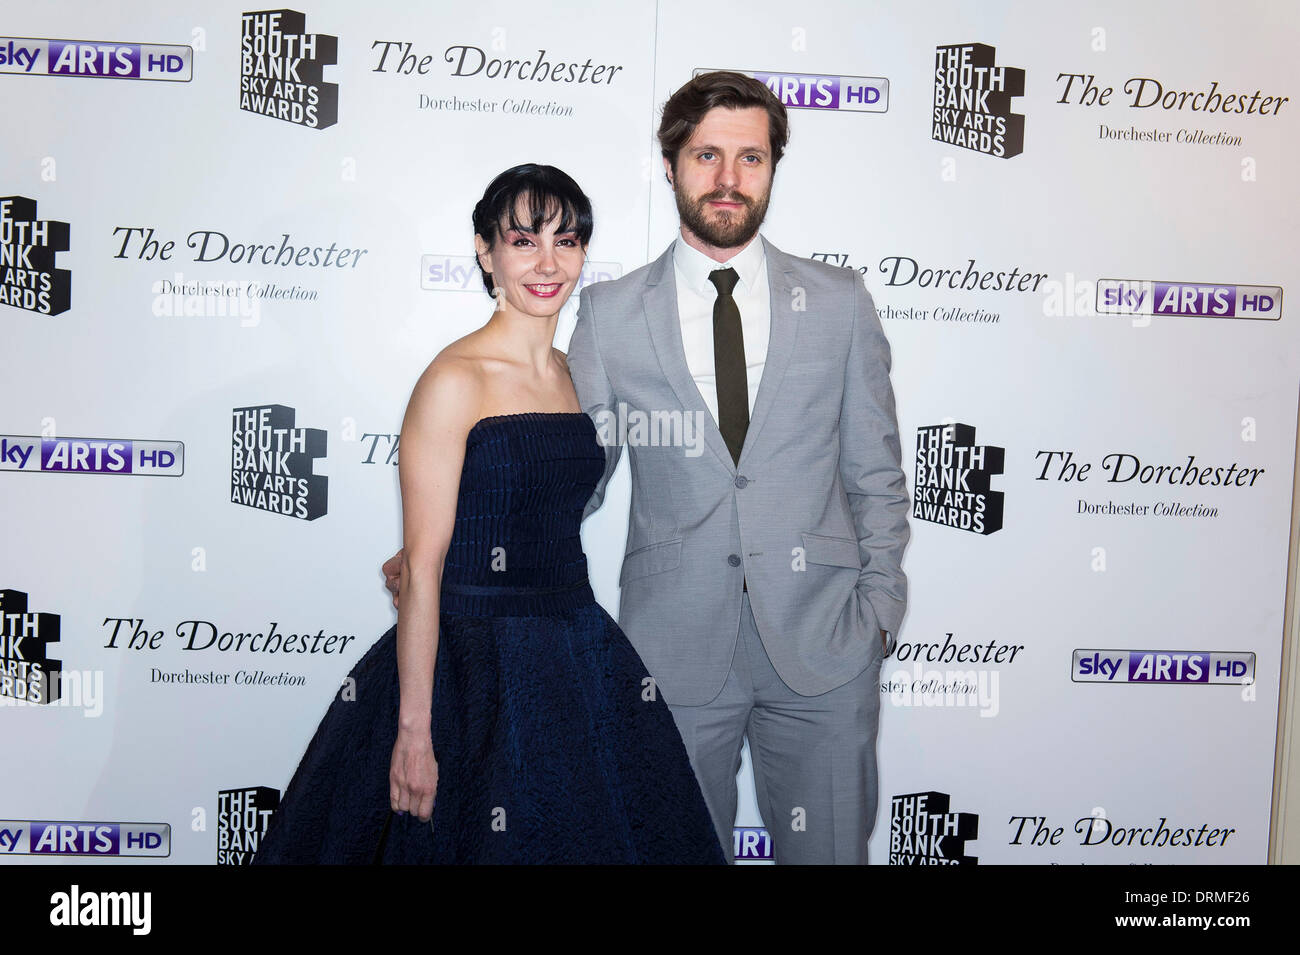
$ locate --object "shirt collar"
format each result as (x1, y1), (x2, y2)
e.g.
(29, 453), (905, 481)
(673, 232), (766, 295)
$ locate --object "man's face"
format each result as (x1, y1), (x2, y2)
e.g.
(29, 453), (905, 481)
(665, 105), (774, 251)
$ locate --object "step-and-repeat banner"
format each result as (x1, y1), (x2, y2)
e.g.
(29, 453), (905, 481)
(2, 0), (1296, 864)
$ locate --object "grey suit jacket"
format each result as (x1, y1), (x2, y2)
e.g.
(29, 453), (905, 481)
(567, 235), (909, 705)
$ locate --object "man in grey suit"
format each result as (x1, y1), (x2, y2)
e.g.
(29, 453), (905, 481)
(566, 71), (909, 864)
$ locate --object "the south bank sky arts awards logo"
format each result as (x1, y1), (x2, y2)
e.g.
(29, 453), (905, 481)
(241, 9), (337, 129)
(0, 589), (62, 705)
(891, 791), (979, 865)
(1, 589), (107, 716)
(913, 423), (1005, 535)
(232, 404), (328, 520)
(933, 42), (1025, 158)
(218, 786), (279, 865)
(1, 196), (69, 316)
(0, 34), (191, 81)
(694, 67), (888, 113)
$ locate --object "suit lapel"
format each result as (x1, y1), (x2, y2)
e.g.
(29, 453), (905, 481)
(642, 244), (736, 473)
(738, 236), (801, 467)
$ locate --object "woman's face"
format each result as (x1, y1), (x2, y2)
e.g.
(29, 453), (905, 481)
(475, 200), (587, 319)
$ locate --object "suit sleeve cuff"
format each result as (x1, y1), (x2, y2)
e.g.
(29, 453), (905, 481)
(867, 592), (906, 641)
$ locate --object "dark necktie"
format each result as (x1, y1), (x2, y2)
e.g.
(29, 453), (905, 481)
(708, 267), (748, 466)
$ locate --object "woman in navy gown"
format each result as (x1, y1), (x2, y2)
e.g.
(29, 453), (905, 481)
(251, 165), (725, 865)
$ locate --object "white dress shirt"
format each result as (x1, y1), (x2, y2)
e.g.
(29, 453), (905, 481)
(672, 233), (771, 426)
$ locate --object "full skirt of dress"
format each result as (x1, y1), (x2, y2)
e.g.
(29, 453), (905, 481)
(251, 600), (727, 865)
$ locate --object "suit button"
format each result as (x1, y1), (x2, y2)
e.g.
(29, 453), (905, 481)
(727, 554), (742, 566)
(734, 475), (748, 488)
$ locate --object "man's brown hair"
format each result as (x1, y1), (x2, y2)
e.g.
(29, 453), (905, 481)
(658, 71), (790, 176)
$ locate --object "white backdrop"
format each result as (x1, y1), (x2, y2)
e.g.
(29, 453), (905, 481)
(2, 0), (1296, 864)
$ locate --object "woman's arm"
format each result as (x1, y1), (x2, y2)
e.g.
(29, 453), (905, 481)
(390, 356), (480, 823)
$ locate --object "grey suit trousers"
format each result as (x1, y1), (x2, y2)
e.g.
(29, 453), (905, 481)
(665, 590), (884, 864)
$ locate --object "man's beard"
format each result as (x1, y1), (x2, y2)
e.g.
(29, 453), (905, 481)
(675, 184), (770, 249)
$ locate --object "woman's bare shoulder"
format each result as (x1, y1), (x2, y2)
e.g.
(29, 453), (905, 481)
(405, 344), (485, 435)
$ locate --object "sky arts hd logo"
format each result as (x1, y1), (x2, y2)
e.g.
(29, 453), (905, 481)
(421, 255), (622, 293)
(933, 43), (1024, 158)
(1, 195), (70, 315)
(733, 827), (773, 861)
(0, 434), (183, 475)
(0, 36), (191, 80)
(1073, 649), (1255, 684)
(891, 791), (978, 864)
(240, 10), (337, 129)
(914, 423), (1004, 534)
(694, 67), (887, 113)
(1096, 278), (1281, 320)
(0, 820), (170, 856)
(231, 404), (328, 519)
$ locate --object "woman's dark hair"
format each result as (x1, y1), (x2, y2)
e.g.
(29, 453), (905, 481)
(472, 164), (593, 293)
(658, 71), (790, 177)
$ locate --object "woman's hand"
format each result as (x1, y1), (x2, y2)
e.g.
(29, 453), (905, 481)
(390, 727), (438, 823)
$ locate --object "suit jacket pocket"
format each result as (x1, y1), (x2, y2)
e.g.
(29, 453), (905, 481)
(619, 537), (683, 585)
(800, 532), (862, 569)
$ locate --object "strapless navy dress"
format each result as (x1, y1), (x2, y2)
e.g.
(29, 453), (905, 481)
(251, 412), (726, 865)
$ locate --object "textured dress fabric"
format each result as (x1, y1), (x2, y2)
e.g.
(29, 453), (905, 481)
(251, 412), (726, 865)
